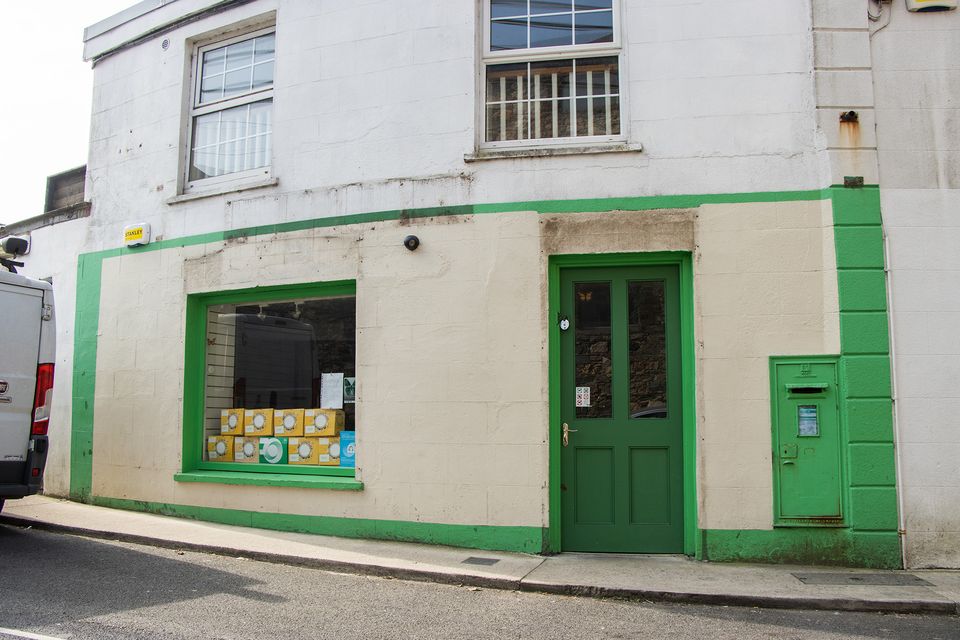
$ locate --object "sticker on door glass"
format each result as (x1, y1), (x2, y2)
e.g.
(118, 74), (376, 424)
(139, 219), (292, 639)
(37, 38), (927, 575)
(798, 405), (819, 436)
(575, 387), (591, 408)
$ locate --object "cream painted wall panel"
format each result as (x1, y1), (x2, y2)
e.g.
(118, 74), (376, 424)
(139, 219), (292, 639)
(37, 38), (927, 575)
(83, 197), (847, 534)
(91, 212), (549, 527)
(695, 200), (841, 529)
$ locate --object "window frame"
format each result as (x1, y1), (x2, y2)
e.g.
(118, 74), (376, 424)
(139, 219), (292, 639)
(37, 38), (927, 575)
(182, 280), (358, 481)
(480, 0), (626, 150)
(183, 25), (276, 194)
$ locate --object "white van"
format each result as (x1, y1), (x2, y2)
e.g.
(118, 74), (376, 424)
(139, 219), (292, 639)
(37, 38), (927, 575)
(0, 266), (56, 512)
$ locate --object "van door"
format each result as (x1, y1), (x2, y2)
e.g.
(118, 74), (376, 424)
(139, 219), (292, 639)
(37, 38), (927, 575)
(0, 281), (43, 482)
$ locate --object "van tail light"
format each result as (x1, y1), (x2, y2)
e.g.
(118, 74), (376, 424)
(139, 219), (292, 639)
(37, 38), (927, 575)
(31, 363), (54, 436)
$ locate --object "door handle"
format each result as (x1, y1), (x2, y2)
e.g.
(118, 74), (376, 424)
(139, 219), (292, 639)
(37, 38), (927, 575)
(782, 460), (795, 465)
(562, 423), (577, 447)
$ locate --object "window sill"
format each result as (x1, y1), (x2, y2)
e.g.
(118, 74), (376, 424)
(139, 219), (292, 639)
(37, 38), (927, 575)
(175, 470), (363, 490)
(166, 177), (279, 205)
(464, 142), (642, 163)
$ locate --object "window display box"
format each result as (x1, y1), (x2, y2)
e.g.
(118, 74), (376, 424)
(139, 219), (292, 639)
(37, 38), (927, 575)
(220, 408), (244, 436)
(245, 408), (275, 437)
(274, 408), (304, 437)
(207, 435), (234, 462)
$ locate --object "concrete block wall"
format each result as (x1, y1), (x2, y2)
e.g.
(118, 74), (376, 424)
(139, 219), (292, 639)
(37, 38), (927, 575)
(694, 199), (841, 530)
(37, 0), (841, 510)
(91, 212), (549, 527)
(78, 0), (827, 252)
(77, 197), (841, 536)
(812, 0), (880, 186)
(869, 2), (960, 568)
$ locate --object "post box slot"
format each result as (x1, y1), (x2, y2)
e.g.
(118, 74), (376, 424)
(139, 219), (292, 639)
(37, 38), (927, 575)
(785, 383), (828, 395)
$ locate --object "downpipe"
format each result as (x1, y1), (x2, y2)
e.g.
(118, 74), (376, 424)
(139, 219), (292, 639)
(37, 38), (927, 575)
(882, 226), (908, 569)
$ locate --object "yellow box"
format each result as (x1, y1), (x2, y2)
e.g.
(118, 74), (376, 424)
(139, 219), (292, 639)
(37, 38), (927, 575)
(234, 437), (259, 463)
(207, 435), (234, 462)
(245, 408), (274, 437)
(288, 437), (319, 465)
(274, 409), (305, 437)
(288, 437), (341, 465)
(304, 409), (345, 437)
(220, 408), (244, 436)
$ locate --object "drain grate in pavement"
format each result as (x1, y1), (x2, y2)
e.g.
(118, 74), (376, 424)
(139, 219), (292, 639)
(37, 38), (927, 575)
(461, 556), (500, 566)
(792, 572), (934, 587)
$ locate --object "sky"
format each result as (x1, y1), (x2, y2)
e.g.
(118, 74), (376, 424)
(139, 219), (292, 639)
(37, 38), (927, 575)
(1, 1), (136, 225)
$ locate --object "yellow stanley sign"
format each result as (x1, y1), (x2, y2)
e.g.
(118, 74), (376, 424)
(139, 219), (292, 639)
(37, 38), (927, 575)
(123, 223), (151, 247)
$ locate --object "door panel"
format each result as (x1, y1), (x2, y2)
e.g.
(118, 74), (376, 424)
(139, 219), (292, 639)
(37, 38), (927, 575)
(575, 447), (615, 524)
(629, 447), (671, 525)
(560, 265), (683, 552)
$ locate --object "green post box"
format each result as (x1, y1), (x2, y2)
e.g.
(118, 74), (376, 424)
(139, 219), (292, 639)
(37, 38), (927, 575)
(770, 358), (843, 525)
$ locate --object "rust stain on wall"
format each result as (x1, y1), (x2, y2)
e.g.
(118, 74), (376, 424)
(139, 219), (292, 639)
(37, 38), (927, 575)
(838, 120), (861, 149)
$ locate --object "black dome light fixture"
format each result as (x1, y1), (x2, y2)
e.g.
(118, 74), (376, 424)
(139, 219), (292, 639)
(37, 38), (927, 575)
(403, 235), (420, 251)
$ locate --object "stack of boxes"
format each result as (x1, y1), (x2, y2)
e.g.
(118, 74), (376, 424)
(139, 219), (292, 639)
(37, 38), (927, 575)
(208, 407), (355, 468)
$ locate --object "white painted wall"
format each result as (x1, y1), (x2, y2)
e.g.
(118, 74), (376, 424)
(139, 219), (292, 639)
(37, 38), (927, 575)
(79, 0), (825, 257)
(11, 218), (91, 496)
(870, 2), (960, 569)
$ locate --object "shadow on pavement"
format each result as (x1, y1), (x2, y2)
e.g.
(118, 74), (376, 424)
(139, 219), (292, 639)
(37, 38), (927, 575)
(0, 524), (283, 628)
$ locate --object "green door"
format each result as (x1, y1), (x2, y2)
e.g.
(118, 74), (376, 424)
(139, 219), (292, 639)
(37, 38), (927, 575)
(559, 265), (684, 552)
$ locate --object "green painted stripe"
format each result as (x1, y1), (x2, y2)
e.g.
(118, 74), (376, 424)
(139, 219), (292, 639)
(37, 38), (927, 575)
(69, 251), (119, 501)
(702, 528), (901, 569)
(174, 471), (364, 490)
(91, 496), (545, 553)
(78, 189), (833, 264)
(829, 186), (899, 556)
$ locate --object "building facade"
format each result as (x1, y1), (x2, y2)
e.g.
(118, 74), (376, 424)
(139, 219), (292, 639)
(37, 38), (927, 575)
(21, 0), (960, 568)
(868, 1), (960, 568)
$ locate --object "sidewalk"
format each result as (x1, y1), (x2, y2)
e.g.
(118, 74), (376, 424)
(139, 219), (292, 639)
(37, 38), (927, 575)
(2, 495), (958, 616)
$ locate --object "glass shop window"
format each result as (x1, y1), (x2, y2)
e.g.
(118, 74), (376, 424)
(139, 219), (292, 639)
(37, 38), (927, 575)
(202, 295), (356, 472)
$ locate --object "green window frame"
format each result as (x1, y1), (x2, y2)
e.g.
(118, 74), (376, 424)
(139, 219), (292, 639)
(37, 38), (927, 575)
(178, 280), (362, 490)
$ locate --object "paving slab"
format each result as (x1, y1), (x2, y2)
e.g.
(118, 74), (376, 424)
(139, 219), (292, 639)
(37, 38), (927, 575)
(3, 495), (959, 616)
(0, 495), (543, 589)
(519, 552), (960, 614)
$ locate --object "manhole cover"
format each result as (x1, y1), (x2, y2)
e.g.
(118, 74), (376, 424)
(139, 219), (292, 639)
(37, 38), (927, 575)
(462, 556), (500, 566)
(792, 572), (933, 586)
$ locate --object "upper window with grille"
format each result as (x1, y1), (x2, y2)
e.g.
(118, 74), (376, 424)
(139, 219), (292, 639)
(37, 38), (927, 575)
(483, 1), (621, 146)
(187, 28), (275, 187)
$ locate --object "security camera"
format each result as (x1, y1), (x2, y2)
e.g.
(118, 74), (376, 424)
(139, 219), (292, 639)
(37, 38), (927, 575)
(403, 235), (420, 251)
(0, 236), (29, 256)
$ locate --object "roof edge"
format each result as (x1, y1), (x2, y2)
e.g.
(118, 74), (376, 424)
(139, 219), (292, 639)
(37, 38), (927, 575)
(83, 0), (178, 42)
